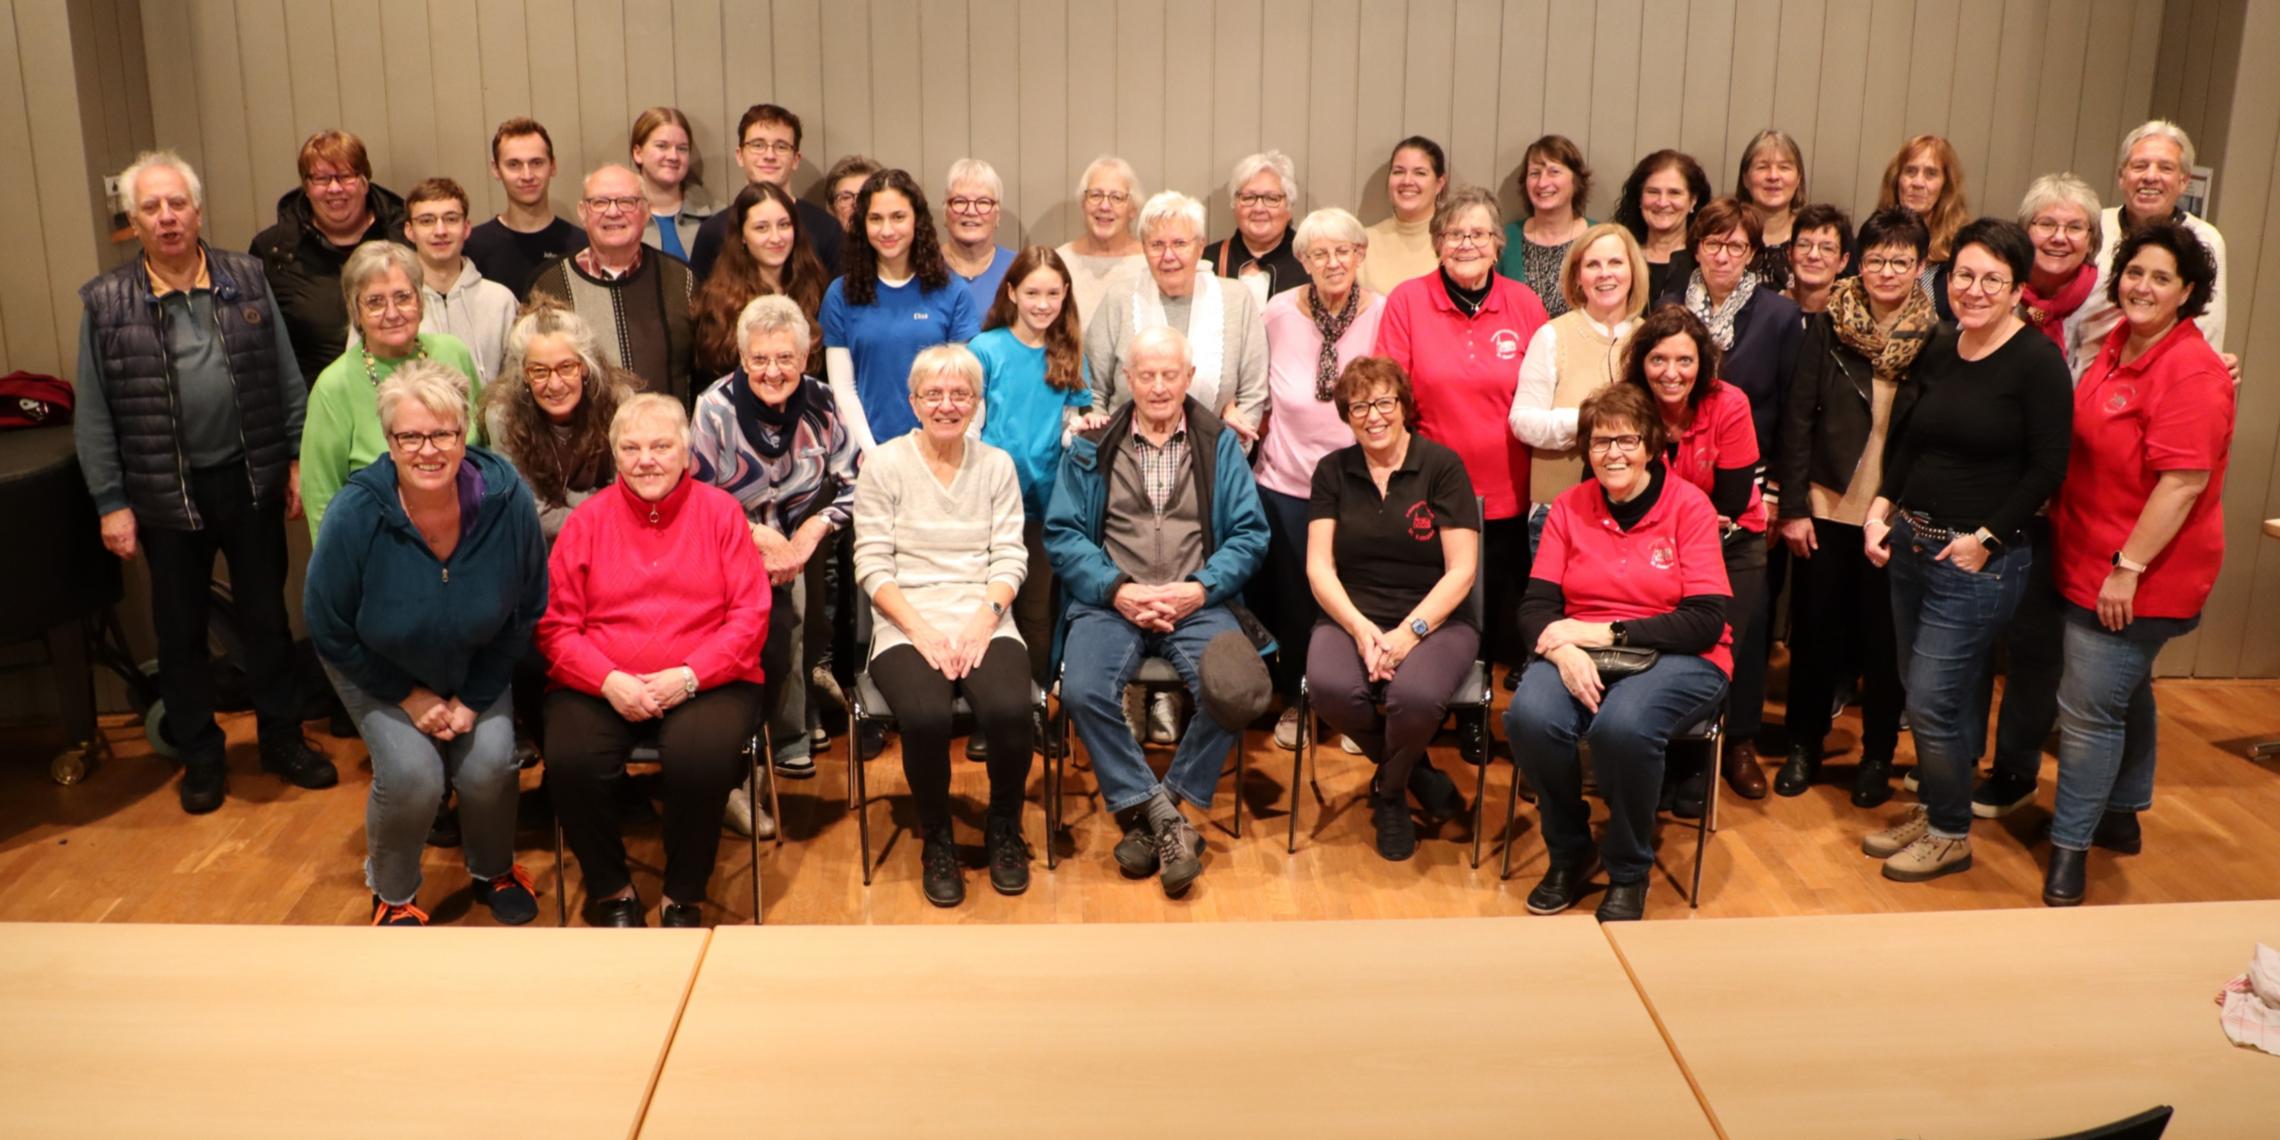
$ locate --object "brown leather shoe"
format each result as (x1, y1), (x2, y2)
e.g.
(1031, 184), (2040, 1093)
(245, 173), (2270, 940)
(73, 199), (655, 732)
(1722, 740), (1768, 800)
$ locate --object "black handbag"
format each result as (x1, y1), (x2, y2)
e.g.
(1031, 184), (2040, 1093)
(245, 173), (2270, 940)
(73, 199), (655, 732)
(1582, 645), (1661, 678)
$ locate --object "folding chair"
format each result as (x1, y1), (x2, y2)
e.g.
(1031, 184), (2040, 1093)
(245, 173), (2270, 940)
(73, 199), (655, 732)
(1498, 694), (1726, 908)
(548, 721), (776, 926)
(1044, 652), (1256, 867)
(1287, 497), (1494, 864)
(846, 595), (1054, 886)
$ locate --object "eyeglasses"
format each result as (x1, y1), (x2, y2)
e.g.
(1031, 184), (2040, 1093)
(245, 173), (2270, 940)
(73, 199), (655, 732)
(1083, 189), (1132, 206)
(1345, 396), (1400, 421)
(1145, 238), (1197, 257)
(2029, 218), (2090, 241)
(1587, 434), (1645, 455)
(1304, 244), (1361, 266)
(1442, 230), (1497, 249)
(524, 361), (586, 386)
(739, 139), (796, 155)
(305, 172), (364, 190)
(1793, 240), (1842, 258)
(914, 388), (975, 407)
(582, 195), (645, 215)
(829, 190), (861, 207)
(1861, 255), (1919, 276)
(946, 196), (999, 215)
(390, 428), (463, 453)
(1700, 239), (1753, 259)
(744, 352), (804, 374)
(358, 291), (418, 317)
(1950, 269), (2015, 295)
(1236, 192), (1287, 208)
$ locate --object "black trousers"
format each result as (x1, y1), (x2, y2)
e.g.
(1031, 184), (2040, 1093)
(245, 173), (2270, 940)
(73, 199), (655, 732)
(1481, 515), (1532, 669)
(139, 465), (300, 762)
(1784, 517), (1903, 760)
(869, 638), (1034, 834)
(1723, 531), (1770, 739)
(544, 682), (762, 904)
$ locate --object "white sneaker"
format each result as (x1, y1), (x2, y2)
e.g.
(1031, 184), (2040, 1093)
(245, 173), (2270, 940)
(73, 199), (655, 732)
(1339, 735), (1364, 754)
(724, 784), (777, 840)
(1147, 692), (1180, 745)
(1274, 708), (1301, 750)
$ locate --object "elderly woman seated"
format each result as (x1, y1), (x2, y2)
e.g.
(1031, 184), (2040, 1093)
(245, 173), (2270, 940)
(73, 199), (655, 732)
(1502, 383), (1731, 923)
(1303, 356), (1479, 862)
(851, 343), (1034, 908)
(480, 297), (630, 543)
(691, 294), (858, 829)
(304, 361), (548, 926)
(537, 393), (771, 929)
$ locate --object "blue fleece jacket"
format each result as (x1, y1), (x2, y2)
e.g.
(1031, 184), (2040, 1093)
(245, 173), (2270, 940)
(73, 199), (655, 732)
(304, 444), (547, 712)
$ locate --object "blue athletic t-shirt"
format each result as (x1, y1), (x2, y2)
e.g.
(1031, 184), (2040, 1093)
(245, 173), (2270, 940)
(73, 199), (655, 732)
(972, 326), (1092, 517)
(821, 274), (980, 443)
(957, 246), (1019, 317)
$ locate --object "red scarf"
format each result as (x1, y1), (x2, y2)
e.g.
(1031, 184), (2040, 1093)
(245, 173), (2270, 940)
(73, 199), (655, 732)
(2020, 263), (2095, 350)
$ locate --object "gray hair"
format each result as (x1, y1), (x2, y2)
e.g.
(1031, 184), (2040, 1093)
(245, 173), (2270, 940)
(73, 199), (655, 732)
(2017, 173), (2106, 262)
(1137, 190), (1207, 242)
(375, 359), (472, 435)
(2117, 120), (2195, 172)
(609, 391), (691, 449)
(1228, 151), (1299, 208)
(1128, 324), (1192, 369)
(501, 302), (609, 385)
(1293, 207), (1368, 261)
(116, 150), (204, 216)
(341, 241), (423, 336)
(1076, 154), (1143, 204)
(907, 342), (983, 398)
(736, 294), (813, 366)
(1430, 185), (1504, 252)
(946, 157), (1005, 203)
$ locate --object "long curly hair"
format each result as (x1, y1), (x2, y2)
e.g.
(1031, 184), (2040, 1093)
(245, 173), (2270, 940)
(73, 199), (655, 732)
(692, 181), (828, 377)
(979, 246), (1086, 394)
(841, 168), (949, 305)
(479, 296), (630, 508)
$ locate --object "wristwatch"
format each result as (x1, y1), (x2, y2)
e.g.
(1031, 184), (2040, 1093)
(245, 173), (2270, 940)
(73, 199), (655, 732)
(2112, 551), (2149, 574)
(1972, 527), (2004, 554)
(1610, 621), (1630, 647)
(988, 600), (1007, 617)
(680, 666), (698, 698)
(1408, 616), (1431, 638)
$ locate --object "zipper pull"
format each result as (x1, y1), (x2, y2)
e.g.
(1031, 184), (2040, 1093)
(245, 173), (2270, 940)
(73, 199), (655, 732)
(441, 567), (450, 584)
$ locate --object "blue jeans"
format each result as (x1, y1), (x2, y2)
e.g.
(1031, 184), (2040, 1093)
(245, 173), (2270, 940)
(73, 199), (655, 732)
(1504, 655), (1727, 884)
(1886, 516), (2032, 837)
(1061, 599), (1246, 813)
(2050, 613), (2179, 850)
(325, 662), (519, 906)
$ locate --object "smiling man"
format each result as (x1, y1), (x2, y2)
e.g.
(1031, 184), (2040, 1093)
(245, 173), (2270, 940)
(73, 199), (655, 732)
(404, 178), (517, 383)
(529, 164), (697, 407)
(2068, 120), (2230, 378)
(687, 103), (843, 283)
(76, 150), (336, 814)
(465, 117), (588, 300)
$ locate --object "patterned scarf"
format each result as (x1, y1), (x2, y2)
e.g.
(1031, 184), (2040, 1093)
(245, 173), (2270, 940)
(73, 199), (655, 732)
(1684, 269), (1760, 351)
(1826, 277), (1937, 383)
(1306, 285), (1360, 400)
(2019, 262), (2096, 350)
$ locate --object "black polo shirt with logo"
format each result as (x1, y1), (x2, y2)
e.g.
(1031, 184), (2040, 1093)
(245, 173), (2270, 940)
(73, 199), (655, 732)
(1308, 435), (1481, 629)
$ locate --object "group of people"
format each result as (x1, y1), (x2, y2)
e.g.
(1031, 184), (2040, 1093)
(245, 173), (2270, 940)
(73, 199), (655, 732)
(72, 98), (2238, 925)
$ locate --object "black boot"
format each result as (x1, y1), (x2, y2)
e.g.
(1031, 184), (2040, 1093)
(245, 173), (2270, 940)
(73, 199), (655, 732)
(178, 757), (226, 815)
(1774, 744), (1820, 797)
(2042, 846), (2087, 907)
(1850, 757), (1895, 808)
(2092, 810), (2142, 854)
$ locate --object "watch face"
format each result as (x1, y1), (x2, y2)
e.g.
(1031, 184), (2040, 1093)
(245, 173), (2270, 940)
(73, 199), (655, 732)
(1411, 618), (1430, 636)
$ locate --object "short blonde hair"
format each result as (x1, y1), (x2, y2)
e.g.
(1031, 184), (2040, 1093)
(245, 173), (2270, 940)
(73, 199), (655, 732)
(1293, 208), (1367, 261)
(341, 241), (423, 338)
(2017, 173), (2105, 262)
(907, 343), (983, 399)
(609, 392), (690, 449)
(946, 157), (1005, 203)
(1559, 223), (1650, 316)
(1137, 191), (1206, 242)
(375, 360), (471, 435)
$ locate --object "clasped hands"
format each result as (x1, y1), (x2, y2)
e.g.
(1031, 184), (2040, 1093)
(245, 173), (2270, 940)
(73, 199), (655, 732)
(1114, 580), (1206, 634)
(907, 604), (1005, 681)
(1535, 617), (1616, 714)
(752, 520), (824, 586)
(599, 667), (696, 722)
(398, 687), (478, 740)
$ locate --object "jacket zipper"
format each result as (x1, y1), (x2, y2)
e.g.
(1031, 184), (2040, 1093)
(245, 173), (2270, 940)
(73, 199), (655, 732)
(206, 295), (263, 504)
(152, 294), (201, 529)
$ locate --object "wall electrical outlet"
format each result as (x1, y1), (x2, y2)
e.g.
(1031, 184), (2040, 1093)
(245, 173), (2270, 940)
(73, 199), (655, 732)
(103, 175), (120, 202)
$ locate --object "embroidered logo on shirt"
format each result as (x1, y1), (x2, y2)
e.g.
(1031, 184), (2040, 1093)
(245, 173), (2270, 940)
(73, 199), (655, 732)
(912, 312), (931, 321)
(1406, 502), (1437, 542)
(242, 304), (265, 326)
(1492, 329), (1521, 360)
(1649, 539), (1677, 570)
(2105, 383), (2137, 412)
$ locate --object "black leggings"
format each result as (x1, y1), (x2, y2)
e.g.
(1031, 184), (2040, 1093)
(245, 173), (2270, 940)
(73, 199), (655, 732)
(545, 682), (762, 904)
(869, 638), (1034, 834)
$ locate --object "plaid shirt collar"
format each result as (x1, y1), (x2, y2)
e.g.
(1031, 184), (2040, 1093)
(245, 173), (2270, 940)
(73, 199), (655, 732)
(1125, 413), (1191, 520)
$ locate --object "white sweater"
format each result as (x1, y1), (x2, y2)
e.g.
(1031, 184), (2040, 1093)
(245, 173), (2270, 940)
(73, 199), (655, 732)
(851, 433), (1027, 661)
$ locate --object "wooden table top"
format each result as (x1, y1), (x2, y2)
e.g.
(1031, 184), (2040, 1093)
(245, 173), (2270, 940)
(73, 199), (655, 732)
(0, 923), (709, 1139)
(641, 917), (1714, 1139)
(1609, 901), (2280, 1139)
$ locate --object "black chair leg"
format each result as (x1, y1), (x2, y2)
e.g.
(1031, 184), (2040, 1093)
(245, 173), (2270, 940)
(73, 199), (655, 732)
(552, 789), (569, 927)
(747, 745), (764, 925)
(1468, 697), (1491, 870)
(855, 712), (874, 887)
(1287, 683), (1310, 854)
(1232, 734), (1246, 839)
(1500, 750), (1524, 882)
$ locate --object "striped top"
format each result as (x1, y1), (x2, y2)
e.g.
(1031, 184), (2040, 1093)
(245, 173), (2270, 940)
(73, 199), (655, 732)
(851, 432), (1027, 662)
(688, 374), (858, 535)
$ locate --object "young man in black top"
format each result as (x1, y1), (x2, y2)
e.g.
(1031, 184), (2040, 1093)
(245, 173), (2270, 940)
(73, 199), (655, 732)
(465, 117), (587, 300)
(687, 104), (843, 283)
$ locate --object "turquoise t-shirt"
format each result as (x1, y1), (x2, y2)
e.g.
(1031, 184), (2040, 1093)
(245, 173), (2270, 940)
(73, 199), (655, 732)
(973, 326), (1092, 517)
(821, 274), (980, 443)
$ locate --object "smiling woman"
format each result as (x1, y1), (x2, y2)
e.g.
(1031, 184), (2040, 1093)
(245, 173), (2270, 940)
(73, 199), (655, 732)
(252, 129), (409, 383)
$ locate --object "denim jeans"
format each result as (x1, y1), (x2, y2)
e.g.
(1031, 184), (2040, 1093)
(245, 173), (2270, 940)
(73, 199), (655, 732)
(324, 663), (519, 906)
(1504, 654), (1727, 885)
(1061, 599), (1245, 813)
(2050, 613), (2179, 851)
(1989, 517), (2064, 786)
(1886, 515), (2032, 837)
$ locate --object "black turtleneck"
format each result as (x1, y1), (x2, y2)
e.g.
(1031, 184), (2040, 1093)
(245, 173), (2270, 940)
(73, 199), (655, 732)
(1440, 267), (1492, 317)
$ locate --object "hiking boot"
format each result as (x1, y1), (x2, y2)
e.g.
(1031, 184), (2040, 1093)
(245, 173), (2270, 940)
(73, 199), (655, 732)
(1154, 817), (1204, 897)
(1861, 804), (1932, 859)
(259, 735), (339, 789)
(1881, 832), (1973, 882)
(1113, 809), (1159, 878)
(921, 830), (964, 908)
(985, 813), (1032, 896)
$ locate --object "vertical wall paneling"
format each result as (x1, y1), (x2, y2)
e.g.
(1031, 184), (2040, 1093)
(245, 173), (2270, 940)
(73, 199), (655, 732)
(765, 0), (824, 197)
(329, 0), (391, 186)
(1848, 0), (1915, 219)
(234, 0), (298, 218)
(867, 0), (923, 174)
(1060, 0), (1116, 198)
(1721, 0), (1781, 174)
(1258, 0), (1312, 216)
(698, 0), (756, 180)
(1350, 0), (1406, 202)
(1398, 0), (1456, 193)
(138, 0), (204, 178)
(1304, 0), (1359, 216)
(1979, 0), (2047, 209)
(1014, 0), (1067, 244)
(816, 0), (870, 167)
(1586, 0), (1645, 220)
(1446, 0), (1502, 214)
(1631, 0), (1689, 182)
(523, 0), (584, 194)
(378, 1), (440, 191)
(279, 1), (339, 157)
(966, 0), (1022, 235)
(622, 0), (678, 132)
(1159, 0), (1215, 210)
(428, 0), (491, 201)
(1941, 0), (2002, 208)
(1809, 0), (1871, 216)
(1535, 0), (1595, 167)
(2117, 0), (2164, 154)
(1205, 0), (1263, 238)
(1766, 0), (1823, 171)
(0, 0), (57, 375)
(1900, 0), (1959, 136)
(916, 0), (972, 202)
(571, 0), (630, 180)
(1677, 0), (1734, 178)
(2069, 0), (2137, 183)
(187, 0), (255, 242)
(1113, 0), (1166, 195)
(2025, 0), (2091, 180)
(473, 0), (531, 217)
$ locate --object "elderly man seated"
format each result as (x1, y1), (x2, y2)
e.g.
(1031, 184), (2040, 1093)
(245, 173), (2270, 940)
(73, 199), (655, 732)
(1044, 325), (1272, 898)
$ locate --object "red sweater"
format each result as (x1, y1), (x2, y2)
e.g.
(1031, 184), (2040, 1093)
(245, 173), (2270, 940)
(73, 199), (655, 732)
(539, 474), (771, 695)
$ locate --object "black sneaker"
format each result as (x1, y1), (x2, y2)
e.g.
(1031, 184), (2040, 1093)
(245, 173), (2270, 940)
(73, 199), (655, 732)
(1774, 745), (1819, 797)
(1154, 817), (1204, 897)
(259, 735), (339, 789)
(1408, 762), (1467, 821)
(921, 831), (964, 908)
(371, 894), (429, 926)
(474, 866), (539, 926)
(1371, 794), (1418, 862)
(1970, 771), (2037, 819)
(966, 734), (990, 763)
(179, 759), (226, 815)
(985, 813), (1032, 895)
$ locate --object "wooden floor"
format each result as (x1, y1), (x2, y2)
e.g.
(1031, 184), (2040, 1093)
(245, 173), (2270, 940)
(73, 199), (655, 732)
(4, 671), (2278, 926)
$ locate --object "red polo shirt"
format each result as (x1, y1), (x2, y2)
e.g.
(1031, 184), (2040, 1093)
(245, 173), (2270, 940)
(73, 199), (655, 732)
(2053, 320), (2233, 620)
(1534, 473), (1734, 677)
(1665, 380), (1766, 533)
(1374, 271), (1549, 519)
